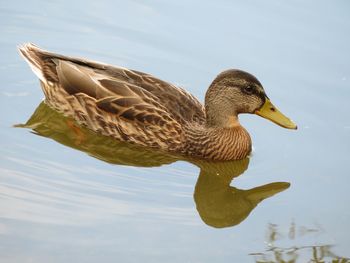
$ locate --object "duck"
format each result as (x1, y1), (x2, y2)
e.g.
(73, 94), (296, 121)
(19, 101), (291, 228)
(18, 43), (297, 161)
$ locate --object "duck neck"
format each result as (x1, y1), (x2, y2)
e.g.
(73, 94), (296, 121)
(184, 122), (252, 160)
(209, 125), (252, 160)
(206, 114), (240, 128)
(205, 98), (240, 128)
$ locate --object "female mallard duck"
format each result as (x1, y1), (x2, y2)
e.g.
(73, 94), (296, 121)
(19, 43), (296, 160)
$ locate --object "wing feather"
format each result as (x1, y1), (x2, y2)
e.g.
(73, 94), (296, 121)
(21, 43), (205, 125)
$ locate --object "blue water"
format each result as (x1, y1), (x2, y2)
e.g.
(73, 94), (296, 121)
(1, 1), (350, 262)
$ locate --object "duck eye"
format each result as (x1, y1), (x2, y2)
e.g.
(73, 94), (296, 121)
(244, 85), (254, 94)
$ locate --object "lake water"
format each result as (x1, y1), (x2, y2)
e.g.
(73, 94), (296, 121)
(1, 1), (350, 262)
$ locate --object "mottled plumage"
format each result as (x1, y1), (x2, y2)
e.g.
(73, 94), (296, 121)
(19, 43), (296, 160)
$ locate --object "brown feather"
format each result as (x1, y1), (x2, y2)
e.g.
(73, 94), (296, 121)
(18, 43), (262, 160)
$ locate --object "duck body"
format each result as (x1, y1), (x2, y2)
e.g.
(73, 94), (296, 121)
(19, 43), (295, 160)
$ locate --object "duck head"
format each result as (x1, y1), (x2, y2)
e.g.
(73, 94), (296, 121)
(205, 69), (297, 129)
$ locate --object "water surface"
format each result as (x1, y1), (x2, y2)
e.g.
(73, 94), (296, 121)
(1, 1), (350, 262)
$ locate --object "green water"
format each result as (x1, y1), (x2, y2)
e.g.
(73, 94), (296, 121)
(1, 1), (350, 262)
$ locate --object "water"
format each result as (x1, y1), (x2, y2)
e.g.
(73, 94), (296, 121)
(1, 0), (350, 262)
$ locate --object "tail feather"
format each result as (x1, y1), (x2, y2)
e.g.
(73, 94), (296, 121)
(18, 43), (109, 85)
(18, 43), (47, 83)
(18, 43), (61, 84)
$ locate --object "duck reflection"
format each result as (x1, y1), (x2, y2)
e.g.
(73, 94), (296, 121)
(17, 102), (290, 228)
(194, 161), (289, 228)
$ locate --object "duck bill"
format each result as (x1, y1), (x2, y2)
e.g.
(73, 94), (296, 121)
(255, 98), (297, 129)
